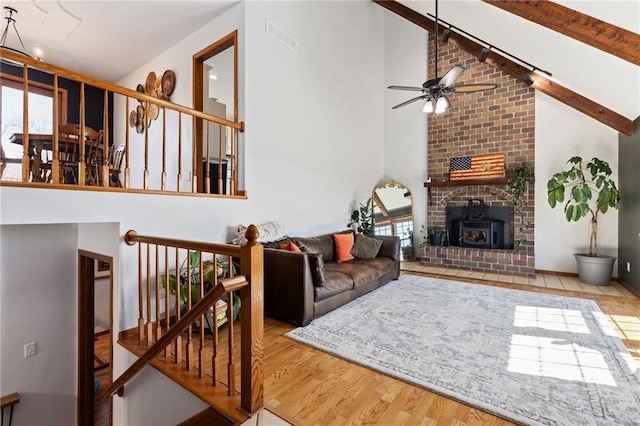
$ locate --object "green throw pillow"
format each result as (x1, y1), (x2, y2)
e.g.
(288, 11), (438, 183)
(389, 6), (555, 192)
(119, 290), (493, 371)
(350, 234), (383, 259)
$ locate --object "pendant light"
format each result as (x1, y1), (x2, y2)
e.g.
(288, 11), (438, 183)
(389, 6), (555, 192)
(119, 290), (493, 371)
(1, 7), (32, 58)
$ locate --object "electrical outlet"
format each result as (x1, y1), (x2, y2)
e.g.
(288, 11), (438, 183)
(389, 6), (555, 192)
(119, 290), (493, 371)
(24, 342), (37, 358)
(627, 262), (631, 273)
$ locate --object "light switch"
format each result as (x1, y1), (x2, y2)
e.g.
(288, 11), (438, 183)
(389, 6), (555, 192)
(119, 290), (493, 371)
(24, 342), (37, 357)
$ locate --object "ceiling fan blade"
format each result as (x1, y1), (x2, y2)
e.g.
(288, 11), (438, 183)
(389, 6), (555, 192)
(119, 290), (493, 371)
(392, 95), (427, 109)
(439, 65), (466, 88)
(450, 83), (498, 93)
(388, 85), (424, 92)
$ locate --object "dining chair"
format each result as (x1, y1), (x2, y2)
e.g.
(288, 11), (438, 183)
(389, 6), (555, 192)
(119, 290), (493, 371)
(108, 144), (125, 187)
(56, 124), (101, 184)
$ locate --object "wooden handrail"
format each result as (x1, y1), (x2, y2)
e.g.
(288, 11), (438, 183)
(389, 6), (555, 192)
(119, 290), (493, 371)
(103, 275), (249, 398)
(1, 48), (244, 132)
(124, 230), (242, 258)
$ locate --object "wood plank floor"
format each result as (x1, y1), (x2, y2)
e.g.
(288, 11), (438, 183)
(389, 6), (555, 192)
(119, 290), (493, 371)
(262, 269), (640, 425)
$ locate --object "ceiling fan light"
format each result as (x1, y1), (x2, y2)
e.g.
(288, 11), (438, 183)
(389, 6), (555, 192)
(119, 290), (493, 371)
(435, 96), (450, 114)
(423, 100), (434, 113)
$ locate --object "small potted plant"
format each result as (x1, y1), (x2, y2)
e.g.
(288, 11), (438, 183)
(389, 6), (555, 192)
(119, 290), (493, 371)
(347, 198), (374, 235)
(427, 225), (446, 246)
(547, 156), (620, 285)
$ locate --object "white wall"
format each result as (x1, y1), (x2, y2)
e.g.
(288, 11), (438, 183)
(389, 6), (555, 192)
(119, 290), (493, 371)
(383, 9), (428, 248)
(0, 224), (78, 425)
(535, 93), (619, 273)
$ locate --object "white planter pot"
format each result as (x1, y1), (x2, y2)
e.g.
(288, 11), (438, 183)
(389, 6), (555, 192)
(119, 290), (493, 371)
(574, 254), (616, 286)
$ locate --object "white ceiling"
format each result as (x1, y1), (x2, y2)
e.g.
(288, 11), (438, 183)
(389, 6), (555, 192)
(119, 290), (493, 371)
(1, 0), (238, 82)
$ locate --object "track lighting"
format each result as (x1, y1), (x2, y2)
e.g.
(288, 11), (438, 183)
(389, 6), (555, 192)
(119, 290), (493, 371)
(441, 28), (450, 43)
(478, 47), (489, 63)
(522, 73), (535, 86)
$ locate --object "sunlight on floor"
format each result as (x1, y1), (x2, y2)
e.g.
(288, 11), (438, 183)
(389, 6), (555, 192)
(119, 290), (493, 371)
(508, 334), (616, 386)
(513, 306), (590, 334)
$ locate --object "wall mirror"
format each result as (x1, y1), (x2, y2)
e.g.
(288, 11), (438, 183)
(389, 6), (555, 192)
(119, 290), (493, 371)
(193, 30), (238, 194)
(371, 180), (414, 261)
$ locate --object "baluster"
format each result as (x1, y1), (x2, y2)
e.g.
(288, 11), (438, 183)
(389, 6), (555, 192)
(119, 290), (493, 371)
(146, 243), (153, 345)
(52, 75), (60, 183)
(78, 83), (86, 186)
(191, 116), (197, 193)
(155, 244), (161, 343)
(205, 122), (211, 194)
(186, 250), (193, 370)
(101, 90), (109, 187)
(161, 107), (167, 191)
(164, 245), (170, 358)
(218, 125), (224, 195)
(124, 97), (130, 188)
(212, 258), (219, 386)
(21, 64), (29, 182)
(198, 252), (205, 378)
(138, 242), (144, 340)
(143, 103), (149, 189)
(174, 247), (182, 364)
(227, 289), (235, 395)
(177, 112), (182, 192)
(230, 128), (237, 195)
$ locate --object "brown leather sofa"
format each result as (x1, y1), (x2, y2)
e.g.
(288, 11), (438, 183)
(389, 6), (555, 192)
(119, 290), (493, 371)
(263, 230), (400, 326)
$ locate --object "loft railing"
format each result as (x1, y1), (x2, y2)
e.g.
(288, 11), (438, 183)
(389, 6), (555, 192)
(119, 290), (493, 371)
(106, 225), (264, 415)
(0, 48), (245, 197)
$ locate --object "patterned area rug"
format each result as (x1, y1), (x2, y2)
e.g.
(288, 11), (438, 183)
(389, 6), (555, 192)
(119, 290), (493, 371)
(286, 275), (640, 425)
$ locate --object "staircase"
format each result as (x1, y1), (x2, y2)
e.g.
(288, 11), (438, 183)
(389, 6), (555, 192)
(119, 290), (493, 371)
(106, 226), (264, 424)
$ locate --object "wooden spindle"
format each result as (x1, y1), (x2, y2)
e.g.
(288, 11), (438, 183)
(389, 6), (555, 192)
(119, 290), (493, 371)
(186, 250), (193, 370)
(191, 116), (197, 193)
(174, 247), (182, 364)
(146, 243), (153, 345)
(155, 244), (161, 343)
(230, 128), (237, 195)
(227, 289), (235, 395)
(177, 112), (182, 192)
(138, 242), (144, 340)
(205, 122), (211, 194)
(218, 125), (224, 195)
(161, 107), (167, 191)
(164, 245), (170, 358)
(102, 89), (109, 187)
(21, 64), (29, 182)
(125, 97), (130, 188)
(143, 102), (149, 189)
(198, 253), (205, 378)
(78, 82), (86, 186)
(52, 75), (60, 183)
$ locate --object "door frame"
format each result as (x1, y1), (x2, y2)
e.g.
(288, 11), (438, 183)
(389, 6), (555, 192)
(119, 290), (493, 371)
(78, 250), (113, 426)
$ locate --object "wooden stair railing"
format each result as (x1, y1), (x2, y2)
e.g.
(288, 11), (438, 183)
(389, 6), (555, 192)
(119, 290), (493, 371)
(0, 48), (246, 196)
(111, 224), (264, 415)
(103, 274), (248, 398)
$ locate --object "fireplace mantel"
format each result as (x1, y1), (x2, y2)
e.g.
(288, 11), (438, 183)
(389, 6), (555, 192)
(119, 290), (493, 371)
(425, 178), (509, 204)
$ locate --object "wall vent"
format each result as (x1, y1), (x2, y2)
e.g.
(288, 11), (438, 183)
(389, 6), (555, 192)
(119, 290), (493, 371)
(265, 19), (298, 53)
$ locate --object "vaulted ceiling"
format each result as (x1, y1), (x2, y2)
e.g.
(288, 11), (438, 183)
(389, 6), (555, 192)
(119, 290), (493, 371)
(375, 0), (639, 136)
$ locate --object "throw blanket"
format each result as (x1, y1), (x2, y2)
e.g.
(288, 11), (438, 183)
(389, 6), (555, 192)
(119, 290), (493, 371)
(230, 221), (286, 245)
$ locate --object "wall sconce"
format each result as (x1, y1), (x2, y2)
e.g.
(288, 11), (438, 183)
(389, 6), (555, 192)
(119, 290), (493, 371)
(441, 28), (450, 43)
(522, 73), (535, 86)
(478, 47), (489, 63)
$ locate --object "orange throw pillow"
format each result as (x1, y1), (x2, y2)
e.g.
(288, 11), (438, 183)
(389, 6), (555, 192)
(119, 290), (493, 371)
(334, 233), (355, 263)
(279, 242), (302, 252)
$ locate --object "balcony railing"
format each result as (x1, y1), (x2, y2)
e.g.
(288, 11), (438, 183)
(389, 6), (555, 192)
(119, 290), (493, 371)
(0, 48), (245, 197)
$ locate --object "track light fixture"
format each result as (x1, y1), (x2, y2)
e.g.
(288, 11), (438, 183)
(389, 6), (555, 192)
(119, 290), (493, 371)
(522, 73), (535, 86)
(1, 7), (32, 58)
(441, 28), (451, 43)
(478, 47), (489, 63)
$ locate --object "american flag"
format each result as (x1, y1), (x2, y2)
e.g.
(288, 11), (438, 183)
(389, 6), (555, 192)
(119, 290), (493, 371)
(449, 153), (505, 180)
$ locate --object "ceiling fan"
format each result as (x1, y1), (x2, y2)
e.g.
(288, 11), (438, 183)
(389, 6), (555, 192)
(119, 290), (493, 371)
(388, 0), (497, 113)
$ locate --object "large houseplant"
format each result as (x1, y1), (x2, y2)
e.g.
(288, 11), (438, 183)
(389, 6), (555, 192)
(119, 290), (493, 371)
(547, 156), (620, 285)
(347, 197), (374, 235)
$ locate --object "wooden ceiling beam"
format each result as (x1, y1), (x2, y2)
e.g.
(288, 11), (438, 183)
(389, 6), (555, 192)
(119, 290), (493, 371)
(482, 0), (640, 67)
(372, 0), (633, 136)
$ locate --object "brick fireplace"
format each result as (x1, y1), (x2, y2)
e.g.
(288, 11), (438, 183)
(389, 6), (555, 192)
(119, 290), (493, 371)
(420, 32), (535, 277)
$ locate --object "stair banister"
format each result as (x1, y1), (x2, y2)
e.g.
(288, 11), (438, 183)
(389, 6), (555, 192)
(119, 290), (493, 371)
(103, 275), (248, 398)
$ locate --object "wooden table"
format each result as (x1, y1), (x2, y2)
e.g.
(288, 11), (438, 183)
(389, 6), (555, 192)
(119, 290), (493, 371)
(10, 133), (104, 184)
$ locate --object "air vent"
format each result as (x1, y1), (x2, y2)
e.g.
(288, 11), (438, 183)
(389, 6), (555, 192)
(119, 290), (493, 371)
(265, 19), (298, 53)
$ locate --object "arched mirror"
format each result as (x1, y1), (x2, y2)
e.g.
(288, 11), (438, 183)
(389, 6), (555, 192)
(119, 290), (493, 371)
(371, 180), (414, 261)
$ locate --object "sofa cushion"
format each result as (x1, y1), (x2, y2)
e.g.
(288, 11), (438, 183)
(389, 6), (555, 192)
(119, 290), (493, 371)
(314, 270), (354, 301)
(350, 234), (383, 259)
(334, 233), (355, 263)
(295, 230), (352, 262)
(307, 253), (327, 287)
(279, 241), (301, 252)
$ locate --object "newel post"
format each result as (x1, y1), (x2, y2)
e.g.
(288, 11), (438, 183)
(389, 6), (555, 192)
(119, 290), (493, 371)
(239, 224), (264, 414)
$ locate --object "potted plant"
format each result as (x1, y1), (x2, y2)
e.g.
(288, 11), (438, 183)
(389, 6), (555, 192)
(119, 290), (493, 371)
(505, 165), (533, 249)
(347, 198), (374, 235)
(547, 156), (620, 285)
(427, 225), (446, 246)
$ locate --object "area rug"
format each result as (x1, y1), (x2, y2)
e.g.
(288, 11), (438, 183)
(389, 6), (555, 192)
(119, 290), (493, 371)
(286, 275), (640, 425)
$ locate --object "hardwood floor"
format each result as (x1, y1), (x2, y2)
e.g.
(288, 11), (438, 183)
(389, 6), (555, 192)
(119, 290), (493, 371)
(261, 267), (640, 425)
(94, 332), (111, 426)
